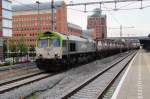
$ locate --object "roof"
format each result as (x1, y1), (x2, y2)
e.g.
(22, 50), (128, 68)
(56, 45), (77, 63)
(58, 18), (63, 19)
(88, 15), (106, 19)
(108, 36), (150, 40)
(68, 22), (82, 30)
(40, 31), (95, 42)
(88, 8), (106, 18)
(91, 8), (102, 17)
(12, 1), (63, 12)
(55, 32), (87, 42)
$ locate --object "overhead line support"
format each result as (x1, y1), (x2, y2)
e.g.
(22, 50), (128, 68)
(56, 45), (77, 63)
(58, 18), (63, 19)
(65, 0), (147, 6)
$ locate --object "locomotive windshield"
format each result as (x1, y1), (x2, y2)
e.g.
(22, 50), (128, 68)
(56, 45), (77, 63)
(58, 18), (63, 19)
(50, 38), (60, 47)
(38, 39), (48, 48)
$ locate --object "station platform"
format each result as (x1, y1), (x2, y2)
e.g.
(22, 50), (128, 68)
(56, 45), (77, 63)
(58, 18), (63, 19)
(112, 49), (150, 99)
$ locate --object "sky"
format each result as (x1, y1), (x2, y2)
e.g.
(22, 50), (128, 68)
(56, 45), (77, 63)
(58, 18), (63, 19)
(12, 0), (150, 37)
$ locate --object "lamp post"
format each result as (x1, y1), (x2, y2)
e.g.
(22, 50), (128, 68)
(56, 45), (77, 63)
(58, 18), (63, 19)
(51, 0), (55, 31)
(120, 25), (122, 37)
(36, 1), (41, 34)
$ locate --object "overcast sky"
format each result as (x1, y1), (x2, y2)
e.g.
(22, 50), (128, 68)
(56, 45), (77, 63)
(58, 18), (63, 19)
(12, 0), (150, 37)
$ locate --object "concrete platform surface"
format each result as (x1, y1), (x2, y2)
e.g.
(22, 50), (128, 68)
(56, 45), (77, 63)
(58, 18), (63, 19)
(112, 49), (150, 99)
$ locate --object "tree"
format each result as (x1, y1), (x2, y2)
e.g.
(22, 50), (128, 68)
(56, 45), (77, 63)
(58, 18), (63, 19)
(29, 46), (36, 57)
(3, 43), (7, 53)
(18, 37), (28, 55)
(18, 37), (28, 62)
(29, 45), (35, 52)
(9, 39), (17, 53)
(3, 43), (7, 60)
(8, 39), (17, 64)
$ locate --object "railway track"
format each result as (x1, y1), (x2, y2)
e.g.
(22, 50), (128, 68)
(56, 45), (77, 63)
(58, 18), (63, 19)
(0, 51), (137, 98)
(0, 63), (35, 72)
(61, 51), (137, 99)
(0, 63), (39, 81)
(0, 72), (56, 94)
(0, 71), (43, 86)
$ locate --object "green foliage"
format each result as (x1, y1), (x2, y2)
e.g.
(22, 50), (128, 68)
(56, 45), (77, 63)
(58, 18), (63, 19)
(27, 95), (37, 99)
(29, 46), (36, 57)
(0, 62), (10, 67)
(9, 39), (17, 52)
(29, 46), (35, 52)
(18, 37), (28, 54)
(3, 43), (7, 53)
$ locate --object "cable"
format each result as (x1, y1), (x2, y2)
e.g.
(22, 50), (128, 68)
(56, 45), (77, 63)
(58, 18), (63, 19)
(118, 2), (137, 9)
(13, 0), (150, 12)
(67, 7), (85, 13)
(143, 4), (150, 8)
(12, 0), (150, 28)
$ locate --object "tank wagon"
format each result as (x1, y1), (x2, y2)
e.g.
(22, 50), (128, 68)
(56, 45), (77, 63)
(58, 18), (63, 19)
(35, 31), (139, 71)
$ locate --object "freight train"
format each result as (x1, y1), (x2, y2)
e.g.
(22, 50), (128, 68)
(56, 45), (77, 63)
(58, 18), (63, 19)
(35, 31), (139, 71)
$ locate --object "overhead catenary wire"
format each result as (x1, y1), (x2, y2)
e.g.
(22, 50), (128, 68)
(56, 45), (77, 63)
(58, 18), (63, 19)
(12, 0), (150, 27)
(11, 0), (150, 38)
(67, 0), (150, 13)
(118, 2), (138, 9)
(12, 0), (150, 30)
(12, 0), (150, 13)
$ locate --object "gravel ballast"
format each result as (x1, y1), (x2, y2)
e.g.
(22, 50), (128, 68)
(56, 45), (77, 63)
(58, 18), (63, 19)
(0, 51), (132, 99)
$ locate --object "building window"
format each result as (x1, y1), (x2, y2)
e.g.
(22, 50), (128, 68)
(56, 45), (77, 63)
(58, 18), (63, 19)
(2, 10), (12, 19)
(3, 19), (12, 28)
(2, 0), (12, 10)
(3, 28), (12, 36)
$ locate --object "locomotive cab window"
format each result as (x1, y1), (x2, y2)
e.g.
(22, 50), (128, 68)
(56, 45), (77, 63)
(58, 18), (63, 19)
(70, 42), (76, 52)
(50, 38), (60, 47)
(38, 39), (48, 48)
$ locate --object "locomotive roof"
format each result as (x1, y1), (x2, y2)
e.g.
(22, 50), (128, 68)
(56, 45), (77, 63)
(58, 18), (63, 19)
(40, 31), (95, 42)
(55, 32), (94, 42)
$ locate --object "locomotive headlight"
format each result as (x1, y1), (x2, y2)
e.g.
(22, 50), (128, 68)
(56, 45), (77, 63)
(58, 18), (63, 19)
(54, 52), (60, 59)
(38, 54), (43, 58)
(54, 51), (57, 54)
(55, 52), (58, 55)
(55, 54), (59, 58)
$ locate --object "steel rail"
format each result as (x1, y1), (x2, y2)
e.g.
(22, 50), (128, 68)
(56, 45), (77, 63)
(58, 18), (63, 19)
(0, 63), (35, 72)
(0, 72), (56, 94)
(98, 51), (137, 98)
(0, 71), (44, 86)
(61, 50), (137, 99)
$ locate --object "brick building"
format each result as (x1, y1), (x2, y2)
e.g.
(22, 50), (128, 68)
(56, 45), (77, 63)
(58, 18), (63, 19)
(12, 1), (68, 47)
(0, 0), (12, 60)
(11, 1), (83, 48)
(82, 29), (96, 39)
(87, 8), (107, 40)
(68, 22), (82, 37)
